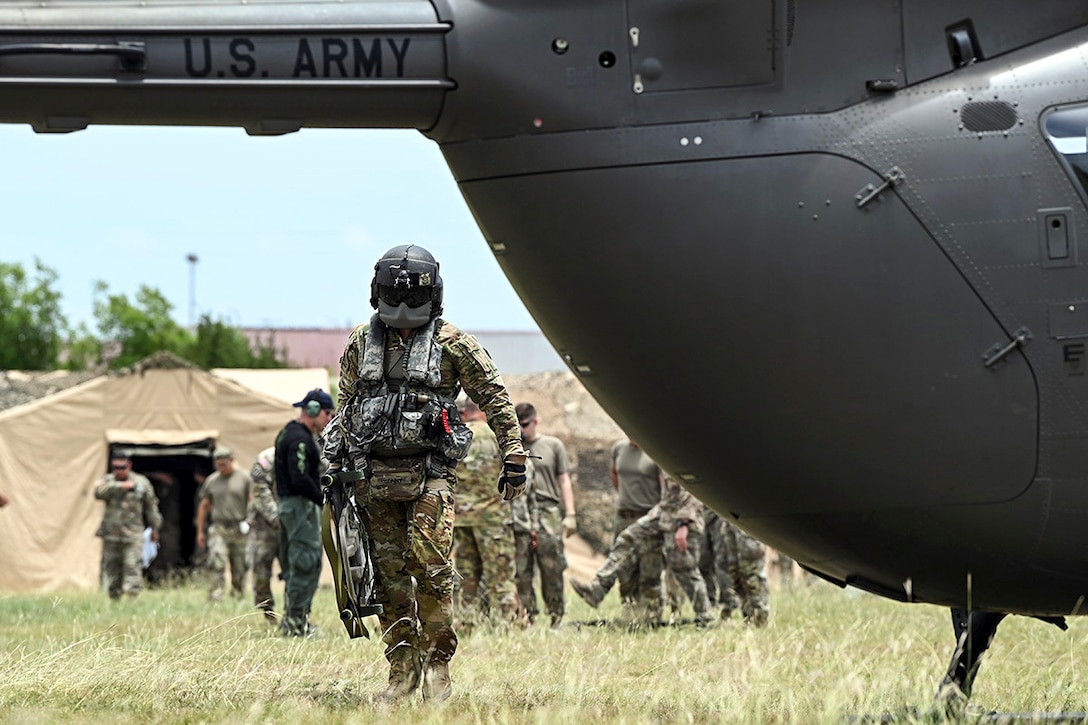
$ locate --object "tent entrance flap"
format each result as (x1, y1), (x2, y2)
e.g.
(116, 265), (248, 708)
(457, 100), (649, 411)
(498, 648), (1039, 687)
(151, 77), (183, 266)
(106, 426), (218, 448)
(105, 429), (219, 580)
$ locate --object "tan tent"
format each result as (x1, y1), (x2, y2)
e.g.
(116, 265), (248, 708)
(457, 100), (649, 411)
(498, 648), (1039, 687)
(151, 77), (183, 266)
(211, 367), (331, 406)
(0, 353), (326, 593)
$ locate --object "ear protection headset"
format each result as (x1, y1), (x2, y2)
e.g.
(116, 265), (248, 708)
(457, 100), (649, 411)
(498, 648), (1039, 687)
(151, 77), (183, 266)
(305, 399), (322, 417)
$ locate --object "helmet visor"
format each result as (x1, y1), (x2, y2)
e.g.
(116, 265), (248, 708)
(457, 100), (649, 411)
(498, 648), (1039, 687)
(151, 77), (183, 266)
(378, 283), (432, 308)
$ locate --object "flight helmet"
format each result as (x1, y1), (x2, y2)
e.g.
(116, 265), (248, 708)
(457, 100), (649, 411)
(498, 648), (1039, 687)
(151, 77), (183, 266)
(370, 244), (444, 328)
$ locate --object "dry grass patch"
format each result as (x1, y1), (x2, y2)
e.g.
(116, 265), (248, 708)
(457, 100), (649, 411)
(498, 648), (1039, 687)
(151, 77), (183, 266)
(1, 581), (1085, 723)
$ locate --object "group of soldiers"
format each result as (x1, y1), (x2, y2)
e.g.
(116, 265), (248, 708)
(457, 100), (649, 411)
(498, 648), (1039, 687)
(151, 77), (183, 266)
(92, 445), (285, 616)
(452, 428), (771, 633)
(91, 242), (775, 704)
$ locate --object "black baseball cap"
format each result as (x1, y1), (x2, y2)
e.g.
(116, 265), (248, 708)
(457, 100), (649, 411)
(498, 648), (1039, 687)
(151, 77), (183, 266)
(293, 389), (334, 410)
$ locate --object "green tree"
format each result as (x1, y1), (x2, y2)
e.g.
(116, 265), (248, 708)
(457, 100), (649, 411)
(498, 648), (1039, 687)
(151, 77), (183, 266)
(189, 314), (287, 369)
(63, 322), (103, 371)
(93, 282), (194, 369)
(0, 259), (67, 370)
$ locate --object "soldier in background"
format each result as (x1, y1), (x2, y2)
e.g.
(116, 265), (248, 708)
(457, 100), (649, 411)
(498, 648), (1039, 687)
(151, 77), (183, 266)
(196, 446), (252, 602)
(705, 516), (770, 627)
(247, 446), (279, 622)
(452, 399), (520, 627)
(515, 402), (576, 628)
(510, 460), (534, 620)
(277, 388), (335, 639)
(94, 453), (162, 600)
(610, 439), (663, 624)
(570, 474), (713, 627)
(700, 504), (741, 620)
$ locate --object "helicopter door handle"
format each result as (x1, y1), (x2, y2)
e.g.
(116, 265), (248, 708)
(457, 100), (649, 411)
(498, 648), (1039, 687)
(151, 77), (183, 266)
(982, 326), (1033, 368)
(0, 41), (146, 72)
(855, 166), (905, 209)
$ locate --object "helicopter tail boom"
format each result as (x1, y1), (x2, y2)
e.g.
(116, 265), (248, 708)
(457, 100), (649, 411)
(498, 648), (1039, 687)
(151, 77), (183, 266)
(0, 0), (451, 134)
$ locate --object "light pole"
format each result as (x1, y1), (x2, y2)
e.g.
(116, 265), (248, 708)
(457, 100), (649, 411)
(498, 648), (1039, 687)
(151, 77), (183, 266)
(186, 253), (198, 326)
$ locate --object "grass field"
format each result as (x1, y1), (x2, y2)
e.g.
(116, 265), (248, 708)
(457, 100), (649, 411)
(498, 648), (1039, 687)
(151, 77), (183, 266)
(1, 579), (1086, 724)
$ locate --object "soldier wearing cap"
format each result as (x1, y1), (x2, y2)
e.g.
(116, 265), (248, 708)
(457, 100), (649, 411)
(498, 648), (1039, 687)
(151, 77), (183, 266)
(196, 446), (253, 602)
(94, 453), (162, 600)
(275, 388), (335, 637)
(326, 244), (527, 702)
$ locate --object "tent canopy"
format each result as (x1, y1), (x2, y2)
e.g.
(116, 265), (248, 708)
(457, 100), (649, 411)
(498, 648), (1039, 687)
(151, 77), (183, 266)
(0, 357), (328, 592)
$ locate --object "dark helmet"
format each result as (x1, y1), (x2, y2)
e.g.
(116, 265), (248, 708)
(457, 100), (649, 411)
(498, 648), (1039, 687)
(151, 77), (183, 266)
(369, 244), (444, 328)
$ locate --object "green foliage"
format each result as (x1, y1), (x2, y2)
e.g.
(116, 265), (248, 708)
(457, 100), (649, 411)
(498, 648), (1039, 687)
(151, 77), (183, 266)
(92, 282), (195, 369)
(62, 322), (103, 371)
(0, 260), (292, 371)
(188, 315), (287, 369)
(0, 259), (67, 370)
(1, 582), (1086, 723)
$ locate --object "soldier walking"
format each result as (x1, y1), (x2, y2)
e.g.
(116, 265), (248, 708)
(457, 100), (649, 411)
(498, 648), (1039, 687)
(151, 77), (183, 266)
(196, 446), (252, 602)
(247, 446), (279, 622)
(452, 399), (521, 627)
(94, 453), (162, 600)
(326, 244), (527, 702)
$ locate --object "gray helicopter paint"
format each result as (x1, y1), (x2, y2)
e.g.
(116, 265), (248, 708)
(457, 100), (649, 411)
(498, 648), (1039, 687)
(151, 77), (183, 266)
(0, 0), (1087, 613)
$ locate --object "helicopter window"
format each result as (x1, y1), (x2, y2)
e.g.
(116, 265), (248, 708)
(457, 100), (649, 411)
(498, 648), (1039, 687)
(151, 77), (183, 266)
(1043, 106), (1088, 202)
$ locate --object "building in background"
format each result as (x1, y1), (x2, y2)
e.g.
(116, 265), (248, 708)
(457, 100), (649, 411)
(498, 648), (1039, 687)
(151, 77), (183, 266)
(242, 327), (566, 375)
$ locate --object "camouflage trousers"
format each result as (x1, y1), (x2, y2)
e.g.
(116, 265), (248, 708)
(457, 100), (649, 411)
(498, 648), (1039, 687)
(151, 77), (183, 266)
(591, 515), (711, 624)
(101, 537), (145, 599)
(663, 527), (712, 623)
(612, 508), (657, 616)
(365, 481), (458, 664)
(710, 518), (770, 626)
(278, 496), (322, 635)
(452, 524), (519, 624)
(248, 521), (280, 613)
(514, 502), (567, 622)
(701, 507), (741, 614)
(207, 523), (248, 600)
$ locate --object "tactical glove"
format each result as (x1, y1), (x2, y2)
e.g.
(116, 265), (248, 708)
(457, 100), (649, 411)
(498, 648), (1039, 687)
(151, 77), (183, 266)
(498, 454), (528, 501)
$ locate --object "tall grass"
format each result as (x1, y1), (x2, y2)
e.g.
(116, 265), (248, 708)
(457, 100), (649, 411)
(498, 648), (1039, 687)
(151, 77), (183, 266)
(1, 580), (1085, 723)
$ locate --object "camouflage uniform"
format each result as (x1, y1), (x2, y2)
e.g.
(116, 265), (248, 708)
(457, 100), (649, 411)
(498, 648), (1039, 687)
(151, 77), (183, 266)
(200, 467), (252, 601)
(511, 465), (534, 617)
(329, 317), (525, 694)
(610, 440), (662, 621)
(452, 419), (519, 625)
(94, 471), (163, 599)
(715, 519), (770, 626)
(247, 447), (279, 619)
(517, 434), (571, 626)
(700, 504), (740, 617)
(571, 476), (712, 625)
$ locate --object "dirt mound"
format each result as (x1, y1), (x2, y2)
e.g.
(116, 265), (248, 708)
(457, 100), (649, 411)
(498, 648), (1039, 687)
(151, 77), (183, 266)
(0, 369), (99, 414)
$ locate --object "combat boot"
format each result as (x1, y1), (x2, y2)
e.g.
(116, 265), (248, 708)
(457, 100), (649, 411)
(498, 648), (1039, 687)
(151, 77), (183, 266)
(421, 659), (452, 702)
(570, 577), (604, 608)
(376, 646), (421, 702)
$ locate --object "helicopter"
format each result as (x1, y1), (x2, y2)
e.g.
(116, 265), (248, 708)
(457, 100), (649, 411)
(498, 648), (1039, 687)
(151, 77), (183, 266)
(2, 0), (1088, 709)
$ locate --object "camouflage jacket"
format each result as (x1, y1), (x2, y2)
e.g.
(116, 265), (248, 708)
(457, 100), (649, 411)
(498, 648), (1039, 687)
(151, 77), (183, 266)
(454, 419), (505, 527)
(246, 446), (278, 530)
(94, 472), (163, 542)
(651, 476), (705, 535)
(329, 317), (526, 465)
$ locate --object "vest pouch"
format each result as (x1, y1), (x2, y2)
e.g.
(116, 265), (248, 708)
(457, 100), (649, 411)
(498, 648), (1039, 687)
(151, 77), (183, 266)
(438, 420), (474, 463)
(367, 457), (427, 501)
(394, 408), (430, 448)
(342, 394), (396, 455)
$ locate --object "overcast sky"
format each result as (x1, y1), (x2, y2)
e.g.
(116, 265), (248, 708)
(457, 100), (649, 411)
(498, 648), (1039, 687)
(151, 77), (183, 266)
(0, 123), (538, 333)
